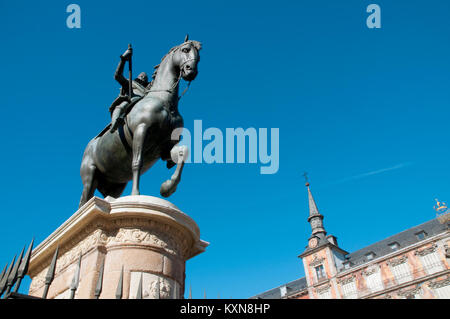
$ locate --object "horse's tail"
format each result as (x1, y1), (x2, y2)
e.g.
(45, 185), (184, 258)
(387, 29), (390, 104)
(96, 174), (127, 199)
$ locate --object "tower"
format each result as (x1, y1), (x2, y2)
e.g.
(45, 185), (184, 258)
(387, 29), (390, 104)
(298, 179), (348, 299)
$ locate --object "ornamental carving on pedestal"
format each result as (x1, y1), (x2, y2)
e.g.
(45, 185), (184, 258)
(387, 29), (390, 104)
(144, 277), (174, 299)
(414, 243), (438, 257)
(386, 255), (408, 267)
(29, 229), (108, 292)
(107, 228), (182, 257)
(106, 218), (192, 258)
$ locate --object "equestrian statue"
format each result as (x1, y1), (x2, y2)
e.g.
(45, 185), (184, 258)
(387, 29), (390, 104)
(78, 35), (201, 208)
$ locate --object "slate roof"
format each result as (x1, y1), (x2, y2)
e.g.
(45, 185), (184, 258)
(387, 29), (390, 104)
(342, 217), (449, 269)
(250, 277), (307, 299)
(250, 215), (449, 299)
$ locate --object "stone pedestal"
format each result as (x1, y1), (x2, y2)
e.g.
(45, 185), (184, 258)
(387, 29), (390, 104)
(27, 195), (208, 299)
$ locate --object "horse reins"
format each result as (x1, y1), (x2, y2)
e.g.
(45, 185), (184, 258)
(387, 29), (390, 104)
(146, 48), (197, 100)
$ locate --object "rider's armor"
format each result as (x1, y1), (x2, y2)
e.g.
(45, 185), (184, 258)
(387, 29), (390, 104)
(109, 53), (149, 133)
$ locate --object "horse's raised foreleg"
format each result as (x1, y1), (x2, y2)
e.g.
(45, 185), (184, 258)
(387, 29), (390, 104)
(131, 123), (149, 195)
(160, 145), (189, 197)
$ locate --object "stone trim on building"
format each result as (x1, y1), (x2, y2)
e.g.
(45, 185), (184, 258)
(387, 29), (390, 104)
(397, 285), (422, 298)
(386, 255), (408, 267)
(308, 255), (325, 267)
(315, 283), (331, 294)
(427, 274), (450, 289)
(337, 274), (356, 285)
(414, 243), (438, 257)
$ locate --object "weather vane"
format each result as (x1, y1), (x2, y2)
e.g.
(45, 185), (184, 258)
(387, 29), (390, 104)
(433, 198), (448, 215)
(303, 172), (309, 186)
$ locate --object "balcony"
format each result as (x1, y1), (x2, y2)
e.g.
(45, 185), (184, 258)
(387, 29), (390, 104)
(354, 261), (448, 298)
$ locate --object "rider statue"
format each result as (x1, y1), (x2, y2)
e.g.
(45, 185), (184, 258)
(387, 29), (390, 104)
(109, 46), (150, 133)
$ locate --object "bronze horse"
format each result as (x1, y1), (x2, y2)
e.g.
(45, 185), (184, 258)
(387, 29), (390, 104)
(79, 38), (201, 208)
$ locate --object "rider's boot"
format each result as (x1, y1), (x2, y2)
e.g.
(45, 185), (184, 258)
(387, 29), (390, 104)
(110, 103), (126, 133)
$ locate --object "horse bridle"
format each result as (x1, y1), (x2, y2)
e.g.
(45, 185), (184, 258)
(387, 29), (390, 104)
(147, 47), (198, 100)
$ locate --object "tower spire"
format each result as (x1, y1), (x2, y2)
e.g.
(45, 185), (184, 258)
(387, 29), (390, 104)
(303, 174), (326, 239)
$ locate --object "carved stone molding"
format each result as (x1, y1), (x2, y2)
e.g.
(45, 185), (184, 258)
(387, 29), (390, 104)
(397, 285), (422, 298)
(309, 255), (325, 267)
(315, 283), (331, 294)
(386, 255), (408, 267)
(414, 243), (438, 257)
(107, 227), (186, 257)
(129, 271), (180, 299)
(362, 265), (379, 277)
(444, 245), (450, 258)
(428, 275), (450, 289)
(29, 229), (107, 293)
(338, 274), (356, 285)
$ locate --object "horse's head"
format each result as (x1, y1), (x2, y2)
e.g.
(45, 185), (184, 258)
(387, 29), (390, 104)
(173, 35), (201, 81)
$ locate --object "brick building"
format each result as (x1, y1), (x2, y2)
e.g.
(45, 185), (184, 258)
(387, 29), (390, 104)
(252, 182), (450, 299)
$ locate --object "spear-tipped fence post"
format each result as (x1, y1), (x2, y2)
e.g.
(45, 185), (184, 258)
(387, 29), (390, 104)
(4, 246), (25, 297)
(94, 258), (105, 299)
(0, 255), (16, 297)
(42, 246), (59, 299)
(13, 238), (34, 293)
(0, 264), (7, 286)
(69, 254), (82, 299)
(115, 265), (124, 299)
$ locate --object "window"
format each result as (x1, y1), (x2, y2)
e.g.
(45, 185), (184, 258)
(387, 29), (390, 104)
(415, 231), (427, 240)
(315, 265), (326, 281)
(389, 242), (400, 251)
(433, 285), (450, 298)
(391, 262), (412, 284)
(365, 271), (383, 293)
(280, 285), (287, 298)
(419, 252), (444, 275)
(366, 252), (375, 261)
(341, 281), (358, 299)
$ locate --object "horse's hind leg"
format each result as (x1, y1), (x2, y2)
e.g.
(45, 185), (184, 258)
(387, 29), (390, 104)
(79, 160), (98, 208)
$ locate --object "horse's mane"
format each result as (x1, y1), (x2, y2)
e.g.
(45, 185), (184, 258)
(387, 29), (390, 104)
(147, 40), (202, 90)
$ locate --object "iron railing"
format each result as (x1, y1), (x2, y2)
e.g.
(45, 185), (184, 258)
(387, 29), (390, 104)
(0, 240), (147, 299)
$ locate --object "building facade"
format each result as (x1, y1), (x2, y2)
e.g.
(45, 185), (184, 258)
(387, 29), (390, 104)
(252, 182), (450, 299)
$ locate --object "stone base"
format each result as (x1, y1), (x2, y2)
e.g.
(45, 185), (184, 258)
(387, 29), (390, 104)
(27, 195), (208, 299)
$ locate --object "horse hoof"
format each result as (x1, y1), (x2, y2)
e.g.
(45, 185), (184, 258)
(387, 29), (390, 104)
(160, 180), (176, 197)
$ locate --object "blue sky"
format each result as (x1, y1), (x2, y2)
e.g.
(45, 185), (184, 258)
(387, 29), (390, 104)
(1, 0), (450, 298)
